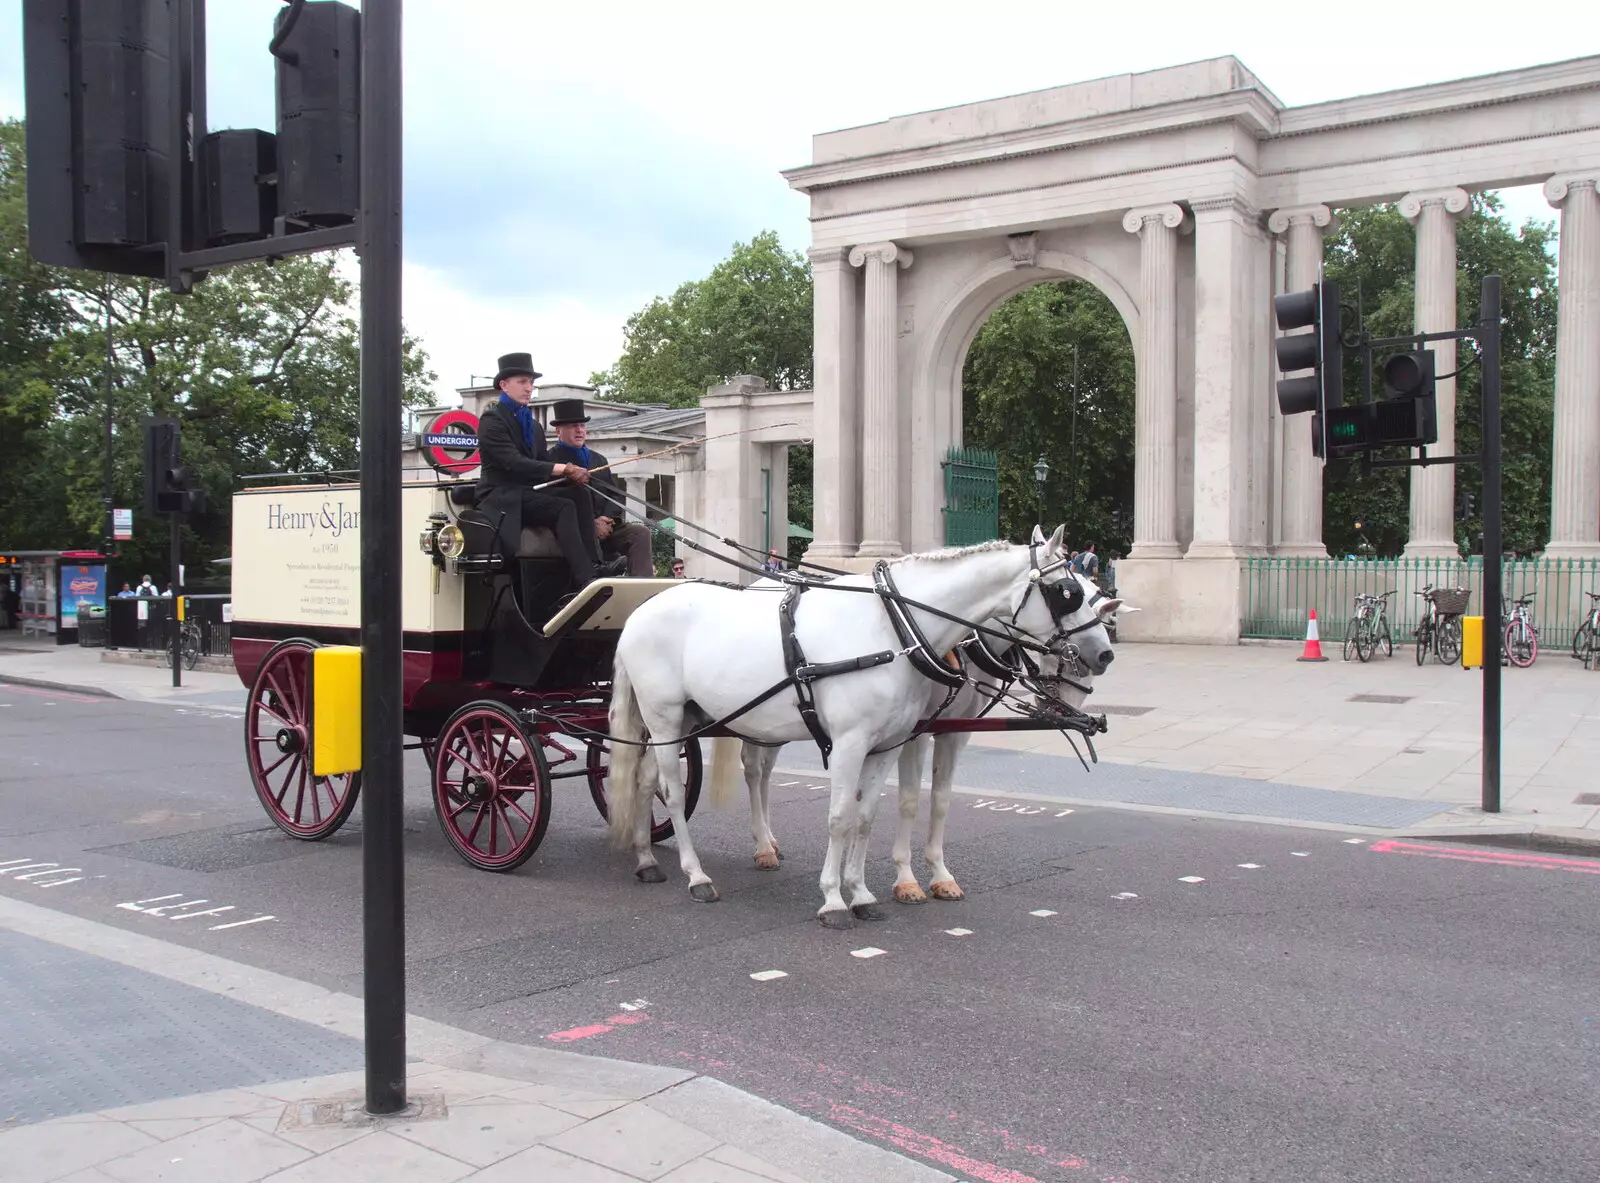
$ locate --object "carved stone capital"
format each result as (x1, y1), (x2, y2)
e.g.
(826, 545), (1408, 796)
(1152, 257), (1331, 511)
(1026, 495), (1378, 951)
(1545, 174), (1600, 208)
(806, 246), (851, 266)
(1398, 187), (1470, 222)
(1267, 204), (1336, 236)
(1121, 204), (1187, 235)
(1188, 195), (1258, 221)
(1006, 232), (1037, 268)
(848, 241), (913, 269)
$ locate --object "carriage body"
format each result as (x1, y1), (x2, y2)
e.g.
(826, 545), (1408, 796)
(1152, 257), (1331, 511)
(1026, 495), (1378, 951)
(230, 479), (700, 870)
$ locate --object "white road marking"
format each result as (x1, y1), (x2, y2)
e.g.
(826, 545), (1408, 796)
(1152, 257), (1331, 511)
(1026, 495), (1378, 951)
(168, 906), (237, 921)
(1114, 892), (1139, 900)
(209, 915), (276, 931)
(750, 970), (789, 981)
(1179, 876), (1205, 883)
(1, 862), (64, 877)
(851, 947), (887, 959)
(1290, 851), (1310, 857)
(944, 928), (973, 936)
(1029, 909), (1058, 917)
(1237, 863), (1262, 870)
(617, 999), (651, 1011)
(1343, 838), (1367, 845)
(37, 877), (84, 888)
(13, 867), (81, 882)
(776, 781), (798, 787)
(117, 894), (184, 911)
(0, 859), (34, 868)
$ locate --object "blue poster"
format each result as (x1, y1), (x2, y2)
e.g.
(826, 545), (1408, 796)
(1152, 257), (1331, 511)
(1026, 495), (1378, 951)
(60, 564), (106, 628)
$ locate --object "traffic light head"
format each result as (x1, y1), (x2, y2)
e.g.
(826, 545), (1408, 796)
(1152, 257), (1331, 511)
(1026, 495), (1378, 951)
(143, 418), (203, 516)
(1274, 281), (1343, 457)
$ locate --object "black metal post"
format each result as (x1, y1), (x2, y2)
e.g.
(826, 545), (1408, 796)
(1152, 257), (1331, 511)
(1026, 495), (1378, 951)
(103, 287), (115, 561)
(169, 512), (182, 689)
(1480, 276), (1503, 814)
(359, 0), (407, 1116)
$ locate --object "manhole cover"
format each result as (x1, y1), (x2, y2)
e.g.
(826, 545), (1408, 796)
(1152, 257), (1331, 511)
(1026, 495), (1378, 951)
(1348, 694), (1414, 704)
(1574, 793), (1600, 806)
(1098, 705), (1154, 716)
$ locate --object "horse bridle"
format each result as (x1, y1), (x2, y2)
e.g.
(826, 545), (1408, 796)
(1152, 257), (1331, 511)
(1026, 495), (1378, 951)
(1009, 540), (1109, 661)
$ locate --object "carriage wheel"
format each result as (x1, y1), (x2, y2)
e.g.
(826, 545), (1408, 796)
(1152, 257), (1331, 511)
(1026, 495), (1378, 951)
(433, 701), (551, 872)
(245, 638), (361, 840)
(586, 736), (703, 845)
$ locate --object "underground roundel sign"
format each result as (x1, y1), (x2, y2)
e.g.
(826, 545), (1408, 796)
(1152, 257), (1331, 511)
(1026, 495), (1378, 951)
(421, 409), (480, 474)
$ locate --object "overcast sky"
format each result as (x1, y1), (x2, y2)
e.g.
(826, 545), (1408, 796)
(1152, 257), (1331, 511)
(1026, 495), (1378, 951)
(0, 1), (1588, 400)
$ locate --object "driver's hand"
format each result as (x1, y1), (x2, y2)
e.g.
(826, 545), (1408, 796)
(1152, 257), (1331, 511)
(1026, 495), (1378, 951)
(564, 465), (591, 484)
(594, 516), (614, 540)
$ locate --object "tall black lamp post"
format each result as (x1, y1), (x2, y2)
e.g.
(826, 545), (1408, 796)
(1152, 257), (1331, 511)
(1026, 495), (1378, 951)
(1033, 455), (1050, 531)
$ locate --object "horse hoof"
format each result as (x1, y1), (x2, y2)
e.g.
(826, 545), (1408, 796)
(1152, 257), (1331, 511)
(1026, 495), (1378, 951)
(754, 851), (780, 870)
(928, 879), (965, 901)
(851, 902), (887, 922)
(689, 882), (721, 903)
(635, 866), (667, 884)
(893, 883), (928, 905)
(818, 909), (856, 930)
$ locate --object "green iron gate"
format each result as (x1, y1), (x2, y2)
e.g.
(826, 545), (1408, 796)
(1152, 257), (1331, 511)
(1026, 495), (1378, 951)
(942, 446), (999, 546)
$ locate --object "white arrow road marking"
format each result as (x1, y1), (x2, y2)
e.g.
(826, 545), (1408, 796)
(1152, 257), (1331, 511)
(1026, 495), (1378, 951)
(750, 970), (788, 982)
(117, 894), (185, 911)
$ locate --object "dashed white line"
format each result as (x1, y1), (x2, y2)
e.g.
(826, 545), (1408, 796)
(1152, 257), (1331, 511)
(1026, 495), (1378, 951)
(1237, 863), (1262, 870)
(850, 947), (887, 959)
(1290, 851), (1311, 858)
(1113, 892), (1139, 900)
(944, 928), (973, 937)
(776, 781), (798, 787)
(750, 970), (788, 981)
(1343, 838), (1367, 845)
(208, 915), (277, 931)
(617, 999), (651, 1011)
(1029, 909), (1058, 917)
(1179, 876), (1206, 884)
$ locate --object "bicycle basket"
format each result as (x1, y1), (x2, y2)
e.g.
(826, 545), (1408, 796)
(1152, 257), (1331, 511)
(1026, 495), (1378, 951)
(1430, 587), (1471, 616)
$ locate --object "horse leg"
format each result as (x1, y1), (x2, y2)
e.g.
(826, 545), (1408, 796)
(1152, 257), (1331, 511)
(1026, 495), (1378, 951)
(644, 705), (720, 902)
(926, 733), (971, 901)
(842, 748), (895, 922)
(817, 743), (868, 929)
(760, 746), (782, 860)
(891, 738), (928, 904)
(744, 743), (781, 869)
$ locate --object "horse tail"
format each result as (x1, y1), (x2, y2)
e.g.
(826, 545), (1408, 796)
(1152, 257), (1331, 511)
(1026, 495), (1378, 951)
(606, 654), (647, 850)
(708, 737), (743, 811)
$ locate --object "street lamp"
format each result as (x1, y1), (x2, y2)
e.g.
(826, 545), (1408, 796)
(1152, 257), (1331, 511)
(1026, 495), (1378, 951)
(1033, 455), (1050, 528)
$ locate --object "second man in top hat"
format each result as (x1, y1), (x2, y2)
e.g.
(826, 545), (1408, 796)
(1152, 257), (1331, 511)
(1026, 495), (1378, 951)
(546, 399), (654, 578)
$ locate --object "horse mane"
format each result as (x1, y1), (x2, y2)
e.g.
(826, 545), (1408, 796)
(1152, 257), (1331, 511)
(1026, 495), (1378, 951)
(888, 539), (1018, 564)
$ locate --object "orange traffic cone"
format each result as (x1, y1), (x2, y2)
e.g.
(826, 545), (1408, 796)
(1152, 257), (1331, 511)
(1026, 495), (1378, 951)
(1297, 608), (1328, 662)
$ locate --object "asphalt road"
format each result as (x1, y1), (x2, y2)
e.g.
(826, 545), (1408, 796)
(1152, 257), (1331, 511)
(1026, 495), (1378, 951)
(3, 685), (1598, 1183)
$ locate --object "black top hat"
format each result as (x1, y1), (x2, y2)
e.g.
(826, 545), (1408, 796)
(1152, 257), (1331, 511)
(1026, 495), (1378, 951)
(494, 352), (543, 387)
(548, 398), (590, 425)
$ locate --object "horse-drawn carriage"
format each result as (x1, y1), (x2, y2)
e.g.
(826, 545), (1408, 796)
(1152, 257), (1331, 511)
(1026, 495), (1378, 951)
(230, 410), (1120, 924)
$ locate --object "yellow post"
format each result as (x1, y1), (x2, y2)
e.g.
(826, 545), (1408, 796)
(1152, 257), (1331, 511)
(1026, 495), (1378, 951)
(311, 646), (363, 775)
(175, 595), (184, 622)
(1461, 615), (1484, 669)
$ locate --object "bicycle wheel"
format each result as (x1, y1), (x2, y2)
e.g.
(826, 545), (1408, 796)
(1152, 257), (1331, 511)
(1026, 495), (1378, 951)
(1415, 623), (1430, 666)
(183, 626), (201, 671)
(1437, 616), (1462, 666)
(1355, 619), (1375, 663)
(1378, 620), (1393, 658)
(1344, 619), (1360, 662)
(1573, 620), (1594, 664)
(1505, 620), (1537, 668)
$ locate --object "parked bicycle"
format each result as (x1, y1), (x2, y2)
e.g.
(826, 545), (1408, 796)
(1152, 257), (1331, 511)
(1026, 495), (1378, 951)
(1573, 591), (1600, 669)
(166, 620), (202, 672)
(1414, 584), (1468, 666)
(1503, 593), (1538, 669)
(1343, 589), (1396, 663)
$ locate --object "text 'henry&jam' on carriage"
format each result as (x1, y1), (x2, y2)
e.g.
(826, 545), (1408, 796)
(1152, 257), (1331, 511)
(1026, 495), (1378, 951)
(229, 401), (1110, 876)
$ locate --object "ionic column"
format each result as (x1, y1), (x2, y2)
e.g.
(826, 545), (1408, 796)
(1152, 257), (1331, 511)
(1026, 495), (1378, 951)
(1400, 187), (1470, 558)
(1544, 175), (1600, 557)
(1122, 204), (1186, 559)
(849, 241), (913, 558)
(803, 247), (861, 563)
(1267, 204), (1337, 558)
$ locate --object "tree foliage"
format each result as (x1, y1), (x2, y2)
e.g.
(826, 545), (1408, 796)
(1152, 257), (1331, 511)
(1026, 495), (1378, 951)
(963, 282), (1136, 553)
(0, 118), (436, 586)
(1322, 196), (1556, 557)
(590, 231), (813, 406)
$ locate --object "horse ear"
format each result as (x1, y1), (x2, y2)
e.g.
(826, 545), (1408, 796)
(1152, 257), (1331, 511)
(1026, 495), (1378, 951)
(1031, 525), (1046, 545)
(1046, 525), (1065, 553)
(1096, 597), (1125, 617)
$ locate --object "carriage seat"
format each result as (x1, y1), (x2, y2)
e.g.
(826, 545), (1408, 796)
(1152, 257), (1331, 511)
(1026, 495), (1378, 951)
(446, 483), (563, 559)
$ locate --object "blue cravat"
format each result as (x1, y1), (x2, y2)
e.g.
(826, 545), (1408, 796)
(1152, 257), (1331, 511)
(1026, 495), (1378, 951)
(498, 393), (535, 450)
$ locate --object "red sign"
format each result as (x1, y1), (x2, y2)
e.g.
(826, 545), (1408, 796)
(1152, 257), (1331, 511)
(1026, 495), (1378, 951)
(421, 409), (481, 474)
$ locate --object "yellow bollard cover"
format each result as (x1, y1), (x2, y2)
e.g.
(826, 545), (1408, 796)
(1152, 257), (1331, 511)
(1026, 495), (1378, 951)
(311, 645), (363, 776)
(1461, 615), (1484, 670)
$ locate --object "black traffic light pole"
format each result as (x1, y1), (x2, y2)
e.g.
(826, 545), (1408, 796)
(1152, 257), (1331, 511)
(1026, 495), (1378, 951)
(170, 512), (182, 689)
(359, 0), (408, 1117)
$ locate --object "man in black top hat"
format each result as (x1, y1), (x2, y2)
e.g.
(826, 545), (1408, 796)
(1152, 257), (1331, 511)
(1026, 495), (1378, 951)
(547, 399), (654, 578)
(475, 352), (627, 589)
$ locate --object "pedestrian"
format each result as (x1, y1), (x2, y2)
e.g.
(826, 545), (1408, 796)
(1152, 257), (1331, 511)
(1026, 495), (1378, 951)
(1076, 542), (1100, 580)
(762, 548), (786, 575)
(670, 558), (686, 579)
(136, 574), (158, 596)
(116, 582), (136, 598)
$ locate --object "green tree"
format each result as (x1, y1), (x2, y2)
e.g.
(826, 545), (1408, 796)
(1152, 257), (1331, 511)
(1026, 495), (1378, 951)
(0, 118), (436, 585)
(590, 231), (813, 406)
(962, 282), (1136, 553)
(1321, 196), (1556, 557)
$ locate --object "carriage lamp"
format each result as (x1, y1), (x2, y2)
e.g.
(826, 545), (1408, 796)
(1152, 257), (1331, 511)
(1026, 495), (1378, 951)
(435, 524), (466, 560)
(419, 512), (450, 559)
(1033, 455), (1050, 526)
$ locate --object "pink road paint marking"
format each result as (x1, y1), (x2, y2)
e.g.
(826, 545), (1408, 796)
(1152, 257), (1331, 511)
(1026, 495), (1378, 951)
(545, 1011), (652, 1043)
(1370, 839), (1600, 875)
(822, 1102), (1053, 1183)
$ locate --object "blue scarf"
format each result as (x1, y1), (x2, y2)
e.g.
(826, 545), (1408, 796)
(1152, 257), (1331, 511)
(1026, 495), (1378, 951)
(567, 444), (593, 469)
(498, 393), (536, 451)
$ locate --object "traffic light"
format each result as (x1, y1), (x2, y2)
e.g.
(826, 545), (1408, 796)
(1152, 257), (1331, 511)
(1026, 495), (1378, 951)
(1375, 349), (1439, 448)
(1274, 280), (1342, 459)
(23, 0), (177, 276)
(274, 2), (361, 229)
(143, 418), (205, 516)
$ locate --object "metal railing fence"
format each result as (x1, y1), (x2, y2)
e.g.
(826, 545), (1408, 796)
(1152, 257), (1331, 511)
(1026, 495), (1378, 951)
(83, 595), (233, 658)
(1242, 556), (1600, 648)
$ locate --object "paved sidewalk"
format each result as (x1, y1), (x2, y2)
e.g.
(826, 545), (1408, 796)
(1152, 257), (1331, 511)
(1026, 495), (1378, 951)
(0, 642), (244, 709)
(0, 895), (949, 1183)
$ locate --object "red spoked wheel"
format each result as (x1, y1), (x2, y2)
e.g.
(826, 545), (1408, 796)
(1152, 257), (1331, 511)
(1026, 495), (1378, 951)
(244, 638), (361, 840)
(587, 737), (703, 844)
(433, 701), (551, 872)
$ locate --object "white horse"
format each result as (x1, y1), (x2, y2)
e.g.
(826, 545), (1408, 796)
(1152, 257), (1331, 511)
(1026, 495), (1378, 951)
(736, 557), (1124, 904)
(606, 528), (1082, 928)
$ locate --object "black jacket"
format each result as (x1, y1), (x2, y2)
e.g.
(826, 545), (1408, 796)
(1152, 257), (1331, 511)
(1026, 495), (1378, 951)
(548, 441), (627, 521)
(474, 399), (559, 555)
